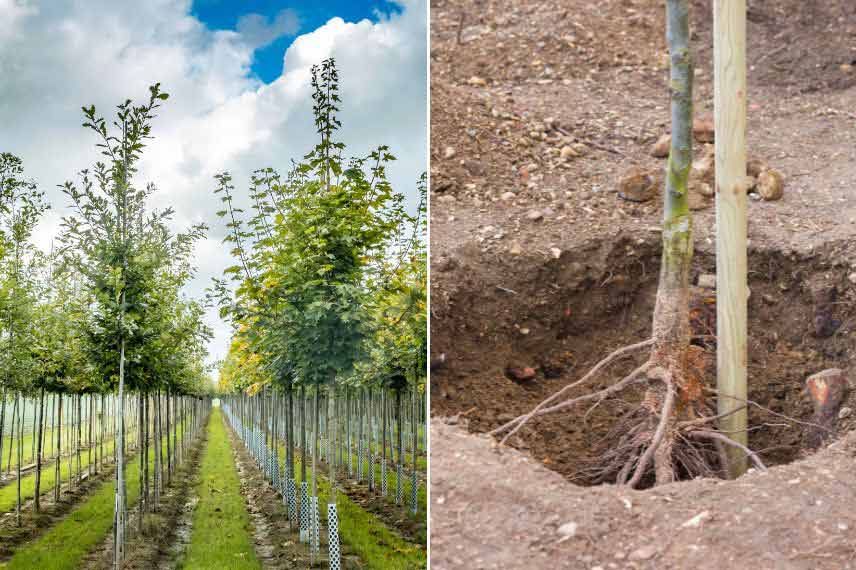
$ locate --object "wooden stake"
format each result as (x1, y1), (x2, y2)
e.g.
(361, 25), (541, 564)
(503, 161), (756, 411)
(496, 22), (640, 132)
(714, 0), (748, 477)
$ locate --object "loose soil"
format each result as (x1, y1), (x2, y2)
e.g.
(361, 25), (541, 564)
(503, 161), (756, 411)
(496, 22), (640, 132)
(430, 0), (856, 567)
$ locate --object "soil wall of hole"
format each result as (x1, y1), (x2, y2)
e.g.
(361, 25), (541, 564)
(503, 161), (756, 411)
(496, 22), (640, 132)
(430, 234), (856, 484)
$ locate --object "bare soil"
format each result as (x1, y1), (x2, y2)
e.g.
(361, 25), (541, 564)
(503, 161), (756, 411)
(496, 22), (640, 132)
(430, 0), (856, 567)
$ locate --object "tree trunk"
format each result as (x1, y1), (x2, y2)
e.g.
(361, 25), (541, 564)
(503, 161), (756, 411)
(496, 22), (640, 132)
(6, 394), (17, 475)
(55, 395), (62, 503)
(35, 387), (45, 512)
(113, 337), (127, 568)
(15, 392), (23, 526)
(0, 386), (6, 477)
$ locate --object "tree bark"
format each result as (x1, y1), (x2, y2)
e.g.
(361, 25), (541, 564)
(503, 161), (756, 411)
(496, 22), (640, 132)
(35, 387), (45, 512)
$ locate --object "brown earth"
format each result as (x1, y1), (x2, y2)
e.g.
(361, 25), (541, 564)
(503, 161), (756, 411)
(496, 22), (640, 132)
(431, 418), (856, 570)
(430, 0), (856, 567)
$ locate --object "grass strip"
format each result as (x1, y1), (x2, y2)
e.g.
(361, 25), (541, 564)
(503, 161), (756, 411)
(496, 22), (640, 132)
(0, 422), (189, 570)
(0, 437), (118, 514)
(178, 409), (260, 570)
(288, 451), (426, 570)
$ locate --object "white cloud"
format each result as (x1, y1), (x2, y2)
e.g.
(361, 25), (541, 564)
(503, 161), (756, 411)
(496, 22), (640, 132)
(237, 9), (300, 49)
(0, 0), (427, 366)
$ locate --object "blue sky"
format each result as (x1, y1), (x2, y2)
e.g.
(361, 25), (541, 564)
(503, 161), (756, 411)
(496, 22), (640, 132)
(192, 0), (404, 83)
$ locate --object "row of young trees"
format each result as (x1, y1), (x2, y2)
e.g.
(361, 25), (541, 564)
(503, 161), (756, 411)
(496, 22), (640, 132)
(214, 59), (427, 566)
(1, 85), (213, 565)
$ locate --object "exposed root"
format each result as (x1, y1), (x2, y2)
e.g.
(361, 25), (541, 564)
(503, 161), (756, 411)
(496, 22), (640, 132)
(688, 430), (768, 471)
(490, 336), (777, 489)
(627, 371), (675, 488)
(490, 342), (653, 445)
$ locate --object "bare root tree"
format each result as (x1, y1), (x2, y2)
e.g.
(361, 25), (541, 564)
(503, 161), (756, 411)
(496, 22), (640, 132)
(491, 0), (766, 488)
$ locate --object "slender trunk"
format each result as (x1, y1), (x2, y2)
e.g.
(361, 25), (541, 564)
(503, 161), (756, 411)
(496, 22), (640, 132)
(34, 387), (45, 512)
(645, 0), (696, 486)
(55, 395), (62, 503)
(113, 336), (127, 568)
(411, 387), (419, 513)
(300, 387), (307, 485)
(0, 386), (6, 476)
(15, 392), (23, 526)
(166, 391), (172, 483)
(328, 385), (337, 502)
(6, 394), (17, 474)
(396, 389), (403, 504)
(76, 394), (82, 483)
(381, 390), (389, 496)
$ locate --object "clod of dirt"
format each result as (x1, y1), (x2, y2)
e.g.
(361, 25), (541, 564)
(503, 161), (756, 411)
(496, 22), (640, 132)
(560, 145), (579, 160)
(812, 284), (841, 338)
(757, 168), (785, 201)
(697, 273), (716, 290)
(747, 156), (770, 178)
(617, 167), (658, 202)
(687, 187), (712, 210)
(651, 134), (671, 158)
(692, 114), (715, 143)
(690, 144), (715, 186)
(505, 364), (536, 382)
(525, 209), (544, 222)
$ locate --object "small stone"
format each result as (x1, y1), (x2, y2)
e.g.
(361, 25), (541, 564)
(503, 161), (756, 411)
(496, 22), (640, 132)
(841, 63), (853, 73)
(747, 157), (769, 178)
(651, 134), (671, 158)
(560, 145), (578, 159)
(444, 146), (457, 159)
(618, 167), (658, 203)
(519, 328), (530, 335)
(467, 76), (487, 87)
(501, 191), (516, 201)
(435, 256), (459, 272)
(757, 169), (785, 201)
(741, 176), (758, 194)
(628, 545), (658, 561)
(691, 145), (715, 186)
(839, 407), (852, 420)
(526, 209), (544, 221)
(681, 510), (711, 528)
(509, 241), (522, 255)
(505, 364), (536, 382)
(550, 247), (562, 259)
(465, 159), (486, 176)
(698, 274), (716, 289)
(557, 522), (578, 538)
(849, 273), (856, 285)
(693, 114), (715, 143)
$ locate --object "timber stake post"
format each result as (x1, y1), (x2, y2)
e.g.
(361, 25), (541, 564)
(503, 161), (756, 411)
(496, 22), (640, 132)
(714, 0), (748, 477)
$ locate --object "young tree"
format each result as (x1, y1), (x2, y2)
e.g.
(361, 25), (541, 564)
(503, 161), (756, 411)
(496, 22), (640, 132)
(0, 154), (48, 524)
(214, 58), (426, 564)
(492, 0), (764, 487)
(59, 85), (206, 564)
